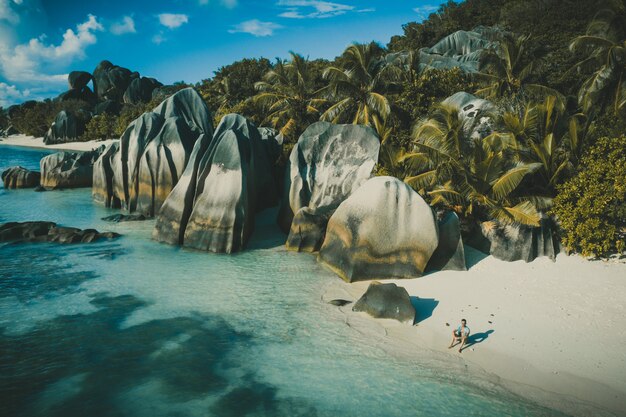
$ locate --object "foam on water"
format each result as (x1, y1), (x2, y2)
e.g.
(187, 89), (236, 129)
(0, 146), (568, 416)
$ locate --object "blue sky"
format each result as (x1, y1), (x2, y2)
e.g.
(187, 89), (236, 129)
(0, 0), (446, 107)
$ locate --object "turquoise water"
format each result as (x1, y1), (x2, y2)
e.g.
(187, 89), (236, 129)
(0, 146), (567, 417)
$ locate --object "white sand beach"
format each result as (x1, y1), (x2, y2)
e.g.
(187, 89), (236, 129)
(323, 248), (626, 417)
(0, 134), (117, 153)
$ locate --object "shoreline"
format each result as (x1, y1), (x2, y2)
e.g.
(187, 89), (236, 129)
(0, 134), (117, 153)
(322, 247), (626, 417)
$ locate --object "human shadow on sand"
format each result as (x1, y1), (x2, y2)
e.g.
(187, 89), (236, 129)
(410, 297), (439, 324)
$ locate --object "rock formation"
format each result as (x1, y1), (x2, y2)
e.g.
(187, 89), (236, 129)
(278, 122), (380, 252)
(466, 217), (561, 262)
(319, 176), (439, 282)
(1, 166), (40, 189)
(442, 92), (495, 140)
(41, 148), (103, 189)
(153, 113), (280, 253)
(43, 110), (88, 145)
(93, 60), (137, 102)
(352, 282), (416, 324)
(426, 211), (467, 271)
(123, 77), (163, 104)
(0, 221), (119, 244)
(92, 87), (213, 216)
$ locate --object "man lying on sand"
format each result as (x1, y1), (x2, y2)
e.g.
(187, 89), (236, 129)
(449, 319), (470, 353)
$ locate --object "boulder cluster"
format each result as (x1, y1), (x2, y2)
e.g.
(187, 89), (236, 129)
(0, 221), (119, 244)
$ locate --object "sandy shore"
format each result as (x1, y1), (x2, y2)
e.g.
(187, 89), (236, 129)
(0, 134), (117, 152)
(322, 248), (626, 417)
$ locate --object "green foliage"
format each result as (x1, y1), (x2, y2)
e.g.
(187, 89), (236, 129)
(115, 101), (155, 136)
(253, 52), (327, 142)
(0, 107), (8, 130)
(83, 113), (118, 141)
(11, 100), (90, 137)
(551, 136), (626, 257)
(403, 104), (544, 226)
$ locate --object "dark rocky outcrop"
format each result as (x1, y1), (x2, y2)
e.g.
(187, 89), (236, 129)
(0, 221), (120, 244)
(92, 87), (213, 216)
(319, 176), (439, 282)
(352, 282), (416, 324)
(279, 122), (380, 252)
(43, 110), (88, 145)
(56, 87), (96, 104)
(426, 211), (467, 271)
(41, 148), (103, 189)
(123, 77), (163, 104)
(68, 71), (93, 90)
(94, 100), (120, 116)
(101, 214), (147, 222)
(153, 113), (280, 253)
(93, 60), (137, 102)
(1, 166), (41, 189)
(466, 217), (561, 262)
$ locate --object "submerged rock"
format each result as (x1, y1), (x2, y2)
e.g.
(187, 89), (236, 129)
(1, 166), (41, 189)
(352, 282), (416, 324)
(279, 121), (380, 252)
(0, 221), (120, 244)
(467, 217), (561, 262)
(101, 214), (147, 222)
(426, 211), (467, 271)
(92, 87), (213, 216)
(153, 113), (279, 253)
(41, 148), (103, 189)
(319, 176), (439, 282)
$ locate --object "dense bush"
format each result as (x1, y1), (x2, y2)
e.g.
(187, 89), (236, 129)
(551, 136), (626, 257)
(83, 113), (118, 141)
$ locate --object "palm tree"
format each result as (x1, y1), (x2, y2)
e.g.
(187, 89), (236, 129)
(476, 34), (564, 106)
(569, 8), (626, 115)
(402, 104), (543, 226)
(500, 96), (587, 195)
(321, 42), (398, 133)
(253, 52), (327, 142)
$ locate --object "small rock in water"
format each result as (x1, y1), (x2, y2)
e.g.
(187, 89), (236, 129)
(34, 186), (46, 192)
(328, 299), (352, 307)
(0, 221), (120, 244)
(102, 214), (147, 222)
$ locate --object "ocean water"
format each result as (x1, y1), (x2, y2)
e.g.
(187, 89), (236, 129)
(0, 145), (567, 417)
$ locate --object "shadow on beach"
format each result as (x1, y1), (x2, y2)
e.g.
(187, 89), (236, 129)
(461, 329), (495, 351)
(410, 296), (439, 324)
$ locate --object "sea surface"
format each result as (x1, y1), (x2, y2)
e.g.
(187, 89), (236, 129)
(0, 145), (568, 417)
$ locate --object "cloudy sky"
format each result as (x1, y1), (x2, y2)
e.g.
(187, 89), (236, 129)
(0, 0), (446, 107)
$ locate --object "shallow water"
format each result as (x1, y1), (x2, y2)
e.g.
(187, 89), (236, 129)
(0, 146), (568, 417)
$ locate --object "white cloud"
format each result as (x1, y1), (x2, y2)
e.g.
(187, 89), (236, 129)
(198, 0), (237, 6)
(0, 14), (103, 84)
(413, 5), (439, 20)
(0, 82), (29, 107)
(110, 16), (136, 35)
(152, 33), (165, 45)
(158, 13), (189, 29)
(357, 8), (375, 13)
(0, 0), (20, 25)
(228, 19), (282, 37)
(277, 0), (354, 19)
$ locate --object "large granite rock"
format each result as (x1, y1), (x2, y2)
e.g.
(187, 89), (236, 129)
(426, 211), (466, 271)
(153, 114), (280, 253)
(466, 217), (561, 262)
(352, 282), (416, 324)
(279, 122), (380, 252)
(123, 77), (163, 104)
(43, 110), (88, 145)
(1, 166), (40, 189)
(92, 87), (213, 216)
(93, 60), (137, 102)
(0, 221), (119, 244)
(68, 71), (93, 90)
(94, 100), (120, 116)
(41, 148), (103, 189)
(442, 92), (495, 141)
(92, 142), (120, 206)
(319, 176), (439, 282)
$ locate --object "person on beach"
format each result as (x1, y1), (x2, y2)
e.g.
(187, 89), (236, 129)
(449, 319), (470, 353)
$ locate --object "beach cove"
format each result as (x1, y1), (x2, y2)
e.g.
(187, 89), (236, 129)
(1, 141), (625, 417)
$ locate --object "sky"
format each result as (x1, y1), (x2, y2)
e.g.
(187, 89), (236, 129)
(0, 0), (447, 107)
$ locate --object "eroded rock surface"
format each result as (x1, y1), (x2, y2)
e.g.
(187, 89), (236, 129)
(1, 166), (40, 189)
(352, 282), (416, 324)
(41, 148), (103, 189)
(0, 221), (120, 244)
(278, 122), (380, 252)
(319, 176), (438, 282)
